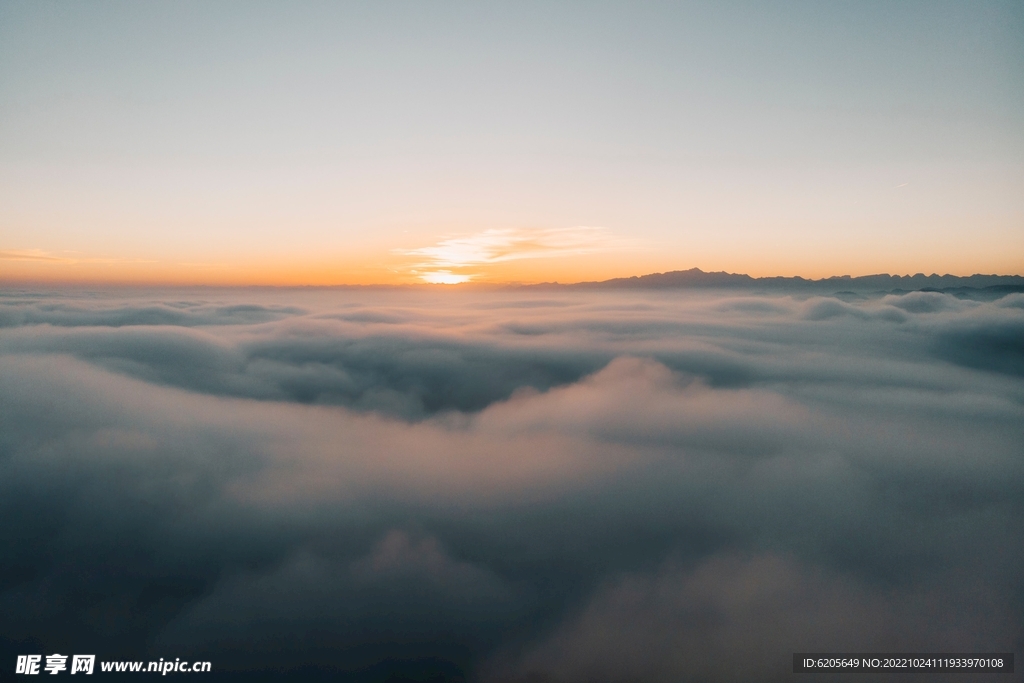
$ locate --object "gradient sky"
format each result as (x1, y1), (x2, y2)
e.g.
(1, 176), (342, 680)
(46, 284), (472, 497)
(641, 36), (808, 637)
(1, 1), (1022, 284)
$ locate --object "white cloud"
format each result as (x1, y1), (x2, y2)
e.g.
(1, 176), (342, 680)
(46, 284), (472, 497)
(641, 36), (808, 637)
(396, 226), (626, 282)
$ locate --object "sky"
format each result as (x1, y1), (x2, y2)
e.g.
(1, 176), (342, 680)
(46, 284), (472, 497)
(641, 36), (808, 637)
(1, 284), (1022, 681)
(3, 7), (1023, 678)
(1, 1), (1022, 284)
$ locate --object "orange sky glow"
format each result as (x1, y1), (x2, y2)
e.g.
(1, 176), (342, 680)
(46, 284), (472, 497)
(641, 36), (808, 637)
(3, 216), (1022, 286)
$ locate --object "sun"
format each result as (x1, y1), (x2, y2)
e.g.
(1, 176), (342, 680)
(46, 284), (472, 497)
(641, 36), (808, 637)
(418, 270), (471, 285)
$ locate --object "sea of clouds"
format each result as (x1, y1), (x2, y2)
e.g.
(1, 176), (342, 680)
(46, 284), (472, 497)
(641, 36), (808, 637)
(1, 285), (1022, 681)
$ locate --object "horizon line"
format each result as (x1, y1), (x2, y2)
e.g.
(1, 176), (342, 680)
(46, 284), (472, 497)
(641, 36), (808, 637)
(3, 267), (1023, 291)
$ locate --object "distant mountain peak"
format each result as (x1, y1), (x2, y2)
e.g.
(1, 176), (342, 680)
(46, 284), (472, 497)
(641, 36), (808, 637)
(527, 269), (1024, 293)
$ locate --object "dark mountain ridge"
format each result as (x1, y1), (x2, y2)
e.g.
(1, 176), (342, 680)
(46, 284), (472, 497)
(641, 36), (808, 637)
(528, 268), (1024, 295)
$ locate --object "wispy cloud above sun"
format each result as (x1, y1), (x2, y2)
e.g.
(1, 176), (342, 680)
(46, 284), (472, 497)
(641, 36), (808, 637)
(396, 226), (629, 284)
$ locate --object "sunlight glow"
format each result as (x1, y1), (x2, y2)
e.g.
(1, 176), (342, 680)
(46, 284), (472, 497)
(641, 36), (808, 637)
(397, 226), (624, 283)
(418, 270), (471, 285)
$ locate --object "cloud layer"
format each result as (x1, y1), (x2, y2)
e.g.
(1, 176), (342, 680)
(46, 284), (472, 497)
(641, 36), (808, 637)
(1, 285), (1021, 681)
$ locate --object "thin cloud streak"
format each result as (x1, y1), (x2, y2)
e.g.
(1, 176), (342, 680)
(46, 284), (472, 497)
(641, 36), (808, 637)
(0, 249), (75, 263)
(0, 249), (158, 266)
